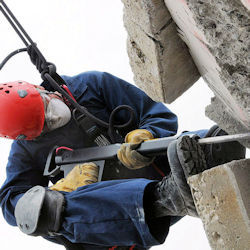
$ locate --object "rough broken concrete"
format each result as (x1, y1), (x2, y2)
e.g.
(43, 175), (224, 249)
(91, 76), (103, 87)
(122, 0), (200, 103)
(188, 159), (250, 250)
(206, 97), (250, 148)
(164, 0), (250, 134)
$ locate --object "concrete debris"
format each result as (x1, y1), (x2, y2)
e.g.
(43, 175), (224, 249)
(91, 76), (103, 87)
(122, 0), (200, 103)
(164, 0), (250, 132)
(206, 96), (250, 148)
(188, 159), (250, 250)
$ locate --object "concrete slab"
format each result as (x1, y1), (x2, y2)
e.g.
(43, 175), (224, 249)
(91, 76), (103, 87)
(164, 0), (250, 131)
(188, 159), (250, 250)
(206, 97), (250, 148)
(122, 0), (200, 103)
(122, 0), (171, 36)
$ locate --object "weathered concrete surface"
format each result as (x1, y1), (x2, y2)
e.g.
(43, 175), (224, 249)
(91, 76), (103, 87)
(188, 159), (250, 250)
(164, 0), (250, 134)
(122, 0), (200, 103)
(206, 97), (250, 148)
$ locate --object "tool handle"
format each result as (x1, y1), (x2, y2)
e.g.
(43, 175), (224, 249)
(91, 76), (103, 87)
(44, 136), (177, 177)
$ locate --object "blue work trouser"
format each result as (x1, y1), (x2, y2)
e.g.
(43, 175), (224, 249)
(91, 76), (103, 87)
(59, 179), (159, 249)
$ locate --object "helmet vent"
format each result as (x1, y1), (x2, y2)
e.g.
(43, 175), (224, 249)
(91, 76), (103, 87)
(5, 90), (10, 94)
(0, 87), (3, 90)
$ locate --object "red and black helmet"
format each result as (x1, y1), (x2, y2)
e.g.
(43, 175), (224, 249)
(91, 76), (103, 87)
(0, 81), (45, 140)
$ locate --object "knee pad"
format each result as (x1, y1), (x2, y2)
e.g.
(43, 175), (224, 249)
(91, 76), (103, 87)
(15, 186), (65, 236)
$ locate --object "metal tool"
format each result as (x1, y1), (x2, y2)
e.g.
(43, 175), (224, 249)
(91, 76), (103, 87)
(44, 132), (250, 179)
(197, 133), (250, 144)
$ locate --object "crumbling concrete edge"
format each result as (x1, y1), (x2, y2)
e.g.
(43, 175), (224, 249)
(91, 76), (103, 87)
(188, 159), (250, 249)
(122, 0), (200, 103)
(206, 96), (250, 148)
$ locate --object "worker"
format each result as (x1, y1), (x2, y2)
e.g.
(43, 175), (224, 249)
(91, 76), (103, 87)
(0, 71), (245, 249)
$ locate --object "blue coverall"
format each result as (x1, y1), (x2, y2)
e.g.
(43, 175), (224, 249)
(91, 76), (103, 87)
(0, 71), (207, 249)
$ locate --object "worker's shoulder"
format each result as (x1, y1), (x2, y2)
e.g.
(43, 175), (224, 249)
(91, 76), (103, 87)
(62, 71), (124, 94)
(62, 71), (112, 86)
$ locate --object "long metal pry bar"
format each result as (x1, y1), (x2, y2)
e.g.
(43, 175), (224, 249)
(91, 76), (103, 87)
(44, 133), (250, 178)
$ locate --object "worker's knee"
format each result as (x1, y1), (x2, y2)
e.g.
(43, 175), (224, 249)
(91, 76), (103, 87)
(15, 186), (65, 236)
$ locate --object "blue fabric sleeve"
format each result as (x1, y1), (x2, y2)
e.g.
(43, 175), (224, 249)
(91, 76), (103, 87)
(62, 71), (178, 138)
(0, 141), (49, 226)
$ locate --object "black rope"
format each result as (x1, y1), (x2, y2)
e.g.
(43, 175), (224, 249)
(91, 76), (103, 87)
(0, 0), (47, 63)
(0, 5), (28, 46)
(108, 105), (136, 142)
(0, 48), (27, 70)
(0, 0), (48, 72)
(0, 0), (136, 141)
(27, 45), (56, 75)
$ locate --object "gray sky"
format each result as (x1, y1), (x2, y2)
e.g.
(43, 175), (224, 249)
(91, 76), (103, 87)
(0, 0), (220, 249)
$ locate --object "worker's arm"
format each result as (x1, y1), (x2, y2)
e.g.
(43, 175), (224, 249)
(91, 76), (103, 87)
(60, 71), (178, 139)
(0, 140), (49, 226)
(58, 72), (178, 169)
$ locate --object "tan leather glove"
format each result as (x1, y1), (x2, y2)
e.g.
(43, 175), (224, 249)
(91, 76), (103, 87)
(50, 162), (99, 192)
(117, 129), (155, 169)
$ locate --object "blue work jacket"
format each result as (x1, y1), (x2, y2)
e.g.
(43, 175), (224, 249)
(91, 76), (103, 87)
(0, 71), (178, 249)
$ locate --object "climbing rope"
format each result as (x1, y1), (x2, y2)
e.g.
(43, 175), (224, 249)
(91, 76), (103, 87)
(0, 0), (135, 143)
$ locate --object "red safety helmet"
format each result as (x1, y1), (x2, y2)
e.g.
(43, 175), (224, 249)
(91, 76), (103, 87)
(0, 81), (45, 140)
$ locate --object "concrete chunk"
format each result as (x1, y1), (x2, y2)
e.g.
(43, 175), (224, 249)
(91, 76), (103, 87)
(122, 0), (171, 35)
(164, 0), (250, 131)
(122, 0), (200, 103)
(188, 159), (250, 250)
(205, 97), (250, 148)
